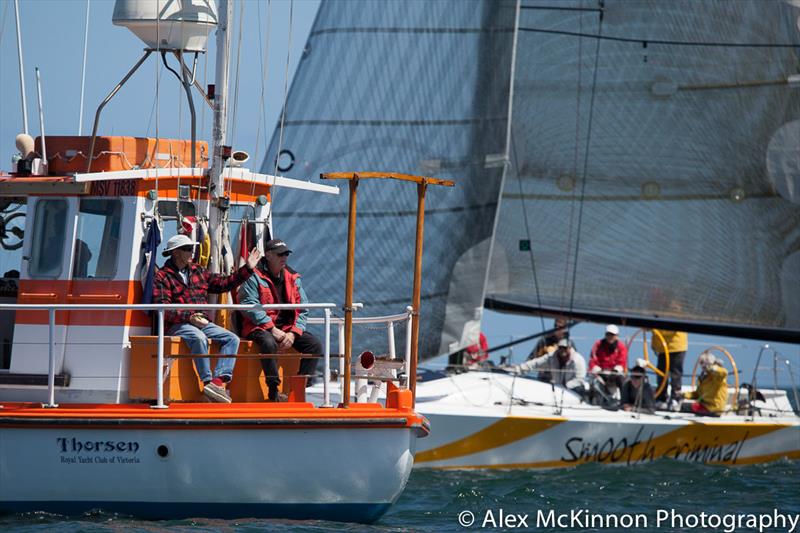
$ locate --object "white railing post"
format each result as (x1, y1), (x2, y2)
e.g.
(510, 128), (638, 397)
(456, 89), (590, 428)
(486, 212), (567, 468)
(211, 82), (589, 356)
(338, 321), (345, 399)
(387, 321), (396, 360)
(152, 309), (168, 409)
(45, 308), (57, 408)
(323, 308), (332, 407)
(404, 306), (413, 389)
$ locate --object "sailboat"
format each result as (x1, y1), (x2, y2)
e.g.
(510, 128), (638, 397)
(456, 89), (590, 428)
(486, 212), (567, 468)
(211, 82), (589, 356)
(0, 0), (433, 520)
(259, 0), (800, 468)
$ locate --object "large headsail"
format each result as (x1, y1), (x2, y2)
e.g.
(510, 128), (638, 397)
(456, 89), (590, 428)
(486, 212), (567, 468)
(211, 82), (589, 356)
(486, 0), (800, 342)
(261, 0), (516, 357)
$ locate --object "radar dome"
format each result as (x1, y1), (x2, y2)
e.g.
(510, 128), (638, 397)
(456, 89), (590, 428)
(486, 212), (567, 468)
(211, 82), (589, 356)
(113, 0), (218, 52)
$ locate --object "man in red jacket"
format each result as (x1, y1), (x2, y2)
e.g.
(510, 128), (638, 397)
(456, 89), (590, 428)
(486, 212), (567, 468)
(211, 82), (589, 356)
(238, 239), (322, 402)
(153, 234), (261, 403)
(589, 324), (628, 391)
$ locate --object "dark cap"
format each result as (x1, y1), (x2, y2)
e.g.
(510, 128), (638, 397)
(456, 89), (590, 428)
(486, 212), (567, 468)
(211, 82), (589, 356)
(265, 239), (292, 254)
(629, 365), (646, 376)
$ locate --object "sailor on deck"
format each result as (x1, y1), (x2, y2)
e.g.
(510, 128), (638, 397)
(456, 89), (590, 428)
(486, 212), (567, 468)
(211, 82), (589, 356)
(684, 353), (729, 416)
(588, 324), (627, 391)
(153, 234), (261, 403)
(238, 239), (322, 402)
(509, 338), (587, 394)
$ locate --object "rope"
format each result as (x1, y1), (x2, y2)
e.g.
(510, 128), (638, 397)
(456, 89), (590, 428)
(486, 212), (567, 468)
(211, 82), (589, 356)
(265, 0), (294, 223)
(567, 10), (603, 316)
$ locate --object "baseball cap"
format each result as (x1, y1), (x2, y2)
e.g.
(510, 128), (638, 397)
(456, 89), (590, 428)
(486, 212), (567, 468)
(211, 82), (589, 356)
(265, 239), (292, 254)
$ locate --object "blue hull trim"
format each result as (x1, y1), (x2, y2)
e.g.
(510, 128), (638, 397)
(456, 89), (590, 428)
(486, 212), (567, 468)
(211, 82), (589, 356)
(0, 501), (393, 523)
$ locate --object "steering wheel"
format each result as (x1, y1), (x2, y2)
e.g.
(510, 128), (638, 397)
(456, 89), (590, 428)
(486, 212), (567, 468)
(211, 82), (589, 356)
(626, 329), (670, 400)
(690, 346), (740, 411)
(0, 212), (25, 250)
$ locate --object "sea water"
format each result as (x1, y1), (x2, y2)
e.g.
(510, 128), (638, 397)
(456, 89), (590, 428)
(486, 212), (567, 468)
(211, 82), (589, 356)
(3, 460), (798, 532)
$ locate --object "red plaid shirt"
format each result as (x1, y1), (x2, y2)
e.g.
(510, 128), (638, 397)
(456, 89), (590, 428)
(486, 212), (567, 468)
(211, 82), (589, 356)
(153, 259), (253, 330)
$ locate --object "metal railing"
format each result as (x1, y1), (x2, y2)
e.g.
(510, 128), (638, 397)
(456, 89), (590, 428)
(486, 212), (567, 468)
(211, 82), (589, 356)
(0, 302), (414, 409)
(308, 306), (413, 402)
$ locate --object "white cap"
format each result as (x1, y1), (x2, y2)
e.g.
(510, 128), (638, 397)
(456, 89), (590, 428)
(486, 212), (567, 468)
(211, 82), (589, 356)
(605, 324), (620, 335)
(162, 234), (196, 256)
(557, 338), (570, 348)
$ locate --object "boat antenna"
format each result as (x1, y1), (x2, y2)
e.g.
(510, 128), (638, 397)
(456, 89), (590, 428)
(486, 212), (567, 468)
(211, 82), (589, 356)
(13, 0), (29, 134)
(35, 67), (47, 172)
(209, 0), (234, 273)
(78, 0), (90, 135)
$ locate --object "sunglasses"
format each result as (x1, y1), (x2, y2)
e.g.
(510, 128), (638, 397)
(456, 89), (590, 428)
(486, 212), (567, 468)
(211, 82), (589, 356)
(630, 375), (643, 380)
(277, 251), (291, 257)
(178, 245), (194, 252)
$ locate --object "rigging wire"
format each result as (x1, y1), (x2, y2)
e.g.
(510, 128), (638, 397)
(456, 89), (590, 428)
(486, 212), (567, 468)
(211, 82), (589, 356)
(228, 0), (245, 161)
(559, 5), (585, 312)
(511, 130), (545, 335)
(566, 10), (604, 317)
(77, 0), (90, 135)
(266, 0), (294, 223)
(518, 26), (800, 49)
(154, 0), (160, 211)
(252, 0), (273, 194)
(200, 16), (210, 141)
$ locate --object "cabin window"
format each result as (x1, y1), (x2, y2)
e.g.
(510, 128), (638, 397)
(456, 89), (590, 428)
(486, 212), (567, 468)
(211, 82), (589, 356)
(29, 199), (67, 278)
(229, 204), (258, 254)
(155, 201), (197, 259)
(73, 199), (122, 278)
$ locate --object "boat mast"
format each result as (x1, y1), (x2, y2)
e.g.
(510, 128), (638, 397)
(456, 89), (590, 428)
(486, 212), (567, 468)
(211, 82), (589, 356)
(208, 0), (233, 272)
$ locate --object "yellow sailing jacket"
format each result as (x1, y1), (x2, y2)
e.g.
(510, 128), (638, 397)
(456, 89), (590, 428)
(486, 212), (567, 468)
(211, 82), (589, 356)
(651, 329), (688, 354)
(685, 364), (729, 412)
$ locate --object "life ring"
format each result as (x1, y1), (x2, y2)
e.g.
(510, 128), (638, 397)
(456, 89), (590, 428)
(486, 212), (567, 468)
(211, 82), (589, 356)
(627, 328), (670, 400)
(690, 346), (740, 410)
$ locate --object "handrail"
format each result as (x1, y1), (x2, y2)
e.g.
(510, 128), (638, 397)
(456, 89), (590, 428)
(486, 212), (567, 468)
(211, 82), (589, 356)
(0, 301), (413, 409)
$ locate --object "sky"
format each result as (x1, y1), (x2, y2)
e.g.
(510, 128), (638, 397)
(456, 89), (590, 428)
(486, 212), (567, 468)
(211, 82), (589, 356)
(0, 0), (321, 168)
(1, 0), (797, 389)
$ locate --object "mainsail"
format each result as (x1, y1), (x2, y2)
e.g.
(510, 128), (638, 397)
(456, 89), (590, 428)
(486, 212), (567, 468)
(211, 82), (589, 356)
(261, 0), (516, 357)
(486, 0), (800, 343)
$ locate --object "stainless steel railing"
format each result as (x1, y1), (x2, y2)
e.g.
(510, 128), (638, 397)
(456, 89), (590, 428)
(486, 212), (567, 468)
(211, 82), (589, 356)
(0, 302), (414, 409)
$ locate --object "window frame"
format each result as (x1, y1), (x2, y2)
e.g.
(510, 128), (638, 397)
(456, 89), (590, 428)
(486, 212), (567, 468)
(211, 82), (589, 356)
(72, 198), (123, 280)
(28, 198), (68, 279)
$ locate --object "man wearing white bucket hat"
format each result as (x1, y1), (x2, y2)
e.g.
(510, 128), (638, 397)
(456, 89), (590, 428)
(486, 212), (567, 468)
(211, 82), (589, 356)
(153, 234), (262, 402)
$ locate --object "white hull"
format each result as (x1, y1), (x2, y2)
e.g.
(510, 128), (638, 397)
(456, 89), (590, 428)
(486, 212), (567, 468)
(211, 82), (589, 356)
(310, 372), (800, 469)
(413, 372), (800, 469)
(0, 425), (417, 521)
